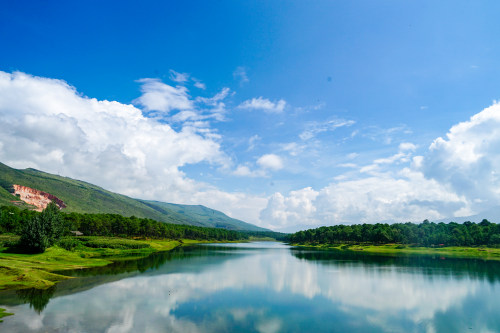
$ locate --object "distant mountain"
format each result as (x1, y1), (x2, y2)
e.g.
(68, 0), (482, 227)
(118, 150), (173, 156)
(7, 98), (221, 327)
(0, 162), (268, 232)
(139, 200), (266, 231)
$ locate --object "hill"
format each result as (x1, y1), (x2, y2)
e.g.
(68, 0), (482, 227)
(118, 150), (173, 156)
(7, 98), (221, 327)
(139, 200), (265, 231)
(0, 162), (267, 232)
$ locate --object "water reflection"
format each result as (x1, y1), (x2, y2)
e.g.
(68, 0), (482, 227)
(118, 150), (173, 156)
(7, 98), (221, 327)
(0, 242), (499, 332)
(292, 247), (500, 284)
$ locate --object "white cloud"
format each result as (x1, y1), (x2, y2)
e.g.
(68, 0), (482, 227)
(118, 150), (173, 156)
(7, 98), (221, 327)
(196, 87), (230, 106)
(281, 142), (305, 157)
(363, 125), (412, 144)
(0, 71), (267, 225)
(238, 97), (286, 113)
(169, 69), (189, 83)
(247, 135), (261, 151)
(260, 102), (500, 228)
(347, 152), (359, 159)
(261, 169), (467, 228)
(260, 188), (319, 229)
(133, 78), (193, 113)
(299, 119), (355, 141)
(422, 101), (500, 213)
(257, 154), (284, 171)
(5, 71), (500, 231)
(372, 143), (416, 165)
(195, 87), (231, 122)
(233, 66), (249, 84)
(233, 165), (266, 178)
(193, 79), (206, 89)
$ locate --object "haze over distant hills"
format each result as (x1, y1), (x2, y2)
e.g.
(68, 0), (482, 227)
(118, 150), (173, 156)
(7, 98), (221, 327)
(0, 162), (268, 232)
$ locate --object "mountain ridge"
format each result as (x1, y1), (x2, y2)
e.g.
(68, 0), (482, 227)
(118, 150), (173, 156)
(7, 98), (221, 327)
(0, 162), (268, 232)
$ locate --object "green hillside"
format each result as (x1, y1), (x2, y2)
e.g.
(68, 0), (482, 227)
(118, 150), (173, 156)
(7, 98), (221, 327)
(0, 162), (268, 231)
(140, 201), (266, 231)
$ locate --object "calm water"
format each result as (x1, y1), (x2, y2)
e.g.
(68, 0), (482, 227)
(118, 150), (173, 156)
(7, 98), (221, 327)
(1, 242), (500, 332)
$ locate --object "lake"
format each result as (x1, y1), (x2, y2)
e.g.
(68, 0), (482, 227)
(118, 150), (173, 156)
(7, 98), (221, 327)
(1, 242), (500, 332)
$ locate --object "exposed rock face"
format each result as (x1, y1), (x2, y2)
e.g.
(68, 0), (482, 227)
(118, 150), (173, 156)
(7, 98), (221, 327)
(12, 185), (66, 211)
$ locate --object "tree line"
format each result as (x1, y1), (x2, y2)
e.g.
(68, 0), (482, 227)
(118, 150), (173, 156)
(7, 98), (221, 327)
(288, 220), (500, 247)
(0, 204), (249, 252)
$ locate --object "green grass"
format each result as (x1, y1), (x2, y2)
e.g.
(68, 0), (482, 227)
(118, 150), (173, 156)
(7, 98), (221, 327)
(0, 236), (199, 290)
(292, 243), (500, 260)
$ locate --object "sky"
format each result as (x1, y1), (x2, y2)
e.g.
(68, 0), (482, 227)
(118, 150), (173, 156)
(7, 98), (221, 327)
(1, 1), (500, 231)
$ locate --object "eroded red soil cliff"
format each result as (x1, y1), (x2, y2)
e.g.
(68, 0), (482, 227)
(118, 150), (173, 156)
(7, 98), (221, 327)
(12, 184), (66, 211)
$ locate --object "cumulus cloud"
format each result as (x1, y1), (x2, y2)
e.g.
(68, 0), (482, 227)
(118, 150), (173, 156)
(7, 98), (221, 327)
(233, 153), (284, 178)
(261, 102), (500, 228)
(0, 71), (267, 225)
(257, 154), (284, 171)
(422, 101), (500, 213)
(133, 78), (193, 113)
(238, 97), (286, 113)
(261, 169), (467, 229)
(260, 188), (319, 229)
(4, 71), (500, 231)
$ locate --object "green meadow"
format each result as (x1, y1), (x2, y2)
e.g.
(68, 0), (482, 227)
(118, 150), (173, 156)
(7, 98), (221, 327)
(0, 235), (200, 290)
(292, 243), (500, 260)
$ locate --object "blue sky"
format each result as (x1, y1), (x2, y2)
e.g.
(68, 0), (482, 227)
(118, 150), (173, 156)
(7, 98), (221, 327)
(1, 1), (500, 230)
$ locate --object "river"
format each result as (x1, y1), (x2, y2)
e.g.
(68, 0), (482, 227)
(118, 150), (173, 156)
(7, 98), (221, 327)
(1, 242), (500, 332)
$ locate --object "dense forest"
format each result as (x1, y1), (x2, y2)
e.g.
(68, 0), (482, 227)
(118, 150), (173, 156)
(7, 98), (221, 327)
(0, 205), (244, 247)
(289, 220), (500, 247)
(0, 205), (285, 245)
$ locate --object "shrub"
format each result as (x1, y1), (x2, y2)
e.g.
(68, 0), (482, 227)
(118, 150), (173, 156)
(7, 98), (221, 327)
(78, 237), (151, 250)
(58, 237), (82, 251)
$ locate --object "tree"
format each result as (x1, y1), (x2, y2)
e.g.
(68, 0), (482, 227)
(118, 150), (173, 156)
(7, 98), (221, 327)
(19, 202), (64, 253)
(19, 215), (49, 253)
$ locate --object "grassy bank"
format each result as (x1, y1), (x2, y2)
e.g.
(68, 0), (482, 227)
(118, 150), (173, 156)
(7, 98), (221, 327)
(0, 235), (206, 290)
(292, 243), (500, 260)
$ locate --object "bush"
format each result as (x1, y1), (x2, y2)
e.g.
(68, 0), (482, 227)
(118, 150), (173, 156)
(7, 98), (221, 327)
(58, 237), (82, 251)
(78, 237), (151, 250)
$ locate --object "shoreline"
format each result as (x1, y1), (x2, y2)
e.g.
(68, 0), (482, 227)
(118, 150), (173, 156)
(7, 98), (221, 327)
(290, 243), (500, 261)
(0, 237), (211, 291)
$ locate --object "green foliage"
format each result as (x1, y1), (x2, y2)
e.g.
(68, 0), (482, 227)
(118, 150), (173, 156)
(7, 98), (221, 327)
(19, 203), (64, 253)
(3, 206), (249, 243)
(57, 237), (82, 251)
(0, 206), (37, 234)
(289, 220), (500, 247)
(19, 215), (49, 253)
(78, 237), (151, 249)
